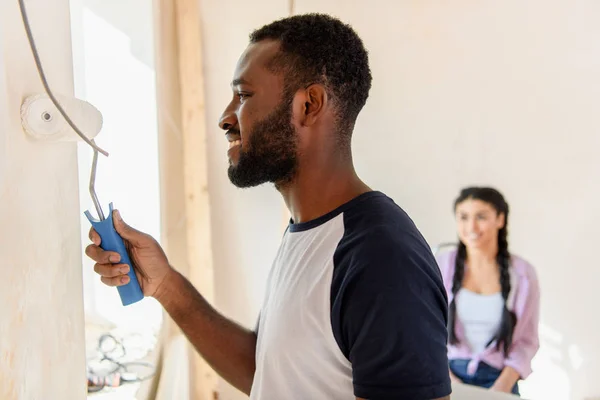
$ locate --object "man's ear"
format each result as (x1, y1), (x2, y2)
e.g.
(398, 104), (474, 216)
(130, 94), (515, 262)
(296, 84), (328, 127)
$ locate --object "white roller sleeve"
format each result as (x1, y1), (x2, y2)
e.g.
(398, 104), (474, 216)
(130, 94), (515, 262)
(20, 93), (103, 141)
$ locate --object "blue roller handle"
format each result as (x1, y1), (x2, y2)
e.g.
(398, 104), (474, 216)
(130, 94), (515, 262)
(84, 203), (144, 306)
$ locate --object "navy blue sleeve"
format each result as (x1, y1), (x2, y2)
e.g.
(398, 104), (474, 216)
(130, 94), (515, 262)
(331, 224), (451, 400)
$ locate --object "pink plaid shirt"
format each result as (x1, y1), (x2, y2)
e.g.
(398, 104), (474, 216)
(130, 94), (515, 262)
(436, 249), (541, 379)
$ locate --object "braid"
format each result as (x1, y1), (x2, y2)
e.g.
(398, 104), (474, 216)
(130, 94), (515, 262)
(448, 241), (466, 345)
(492, 224), (518, 355)
(497, 226), (511, 300)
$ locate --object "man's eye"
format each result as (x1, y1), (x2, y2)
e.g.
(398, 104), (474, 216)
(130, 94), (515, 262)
(238, 93), (250, 101)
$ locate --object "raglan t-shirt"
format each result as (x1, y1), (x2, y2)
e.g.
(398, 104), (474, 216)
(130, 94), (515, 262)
(250, 191), (451, 400)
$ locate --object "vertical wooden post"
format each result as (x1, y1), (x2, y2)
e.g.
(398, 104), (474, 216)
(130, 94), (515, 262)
(174, 2), (218, 396)
(153, 0), (189, 326)
(153, 0), (217, 398)
(0, 0), (86, 399)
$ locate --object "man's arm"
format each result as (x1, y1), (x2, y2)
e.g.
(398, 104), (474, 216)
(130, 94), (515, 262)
(86, 212), (257, 394)
(156, 268), (257, 395)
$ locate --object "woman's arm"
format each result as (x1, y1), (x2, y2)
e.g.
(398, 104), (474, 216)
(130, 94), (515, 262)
(496, 261), (541, 386)
(490, 366), (520, 393)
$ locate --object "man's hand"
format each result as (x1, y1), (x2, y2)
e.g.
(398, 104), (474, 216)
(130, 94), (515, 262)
(85, 209), (257, 394)
(85, 209), (173, 299)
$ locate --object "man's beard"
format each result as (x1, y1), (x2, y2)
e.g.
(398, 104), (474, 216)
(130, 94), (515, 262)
(228, 96), (298, 188)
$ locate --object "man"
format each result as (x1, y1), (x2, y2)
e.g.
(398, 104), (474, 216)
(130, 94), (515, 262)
(86, 14), (452, 400)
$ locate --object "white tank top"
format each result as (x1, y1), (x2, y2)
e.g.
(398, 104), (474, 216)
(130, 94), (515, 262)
(455, 288), (504, 354)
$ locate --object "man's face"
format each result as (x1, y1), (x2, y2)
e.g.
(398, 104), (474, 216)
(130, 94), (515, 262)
(219, 40), (298, 188)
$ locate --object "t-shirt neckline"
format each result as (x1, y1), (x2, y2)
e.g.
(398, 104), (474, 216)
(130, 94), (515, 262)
(288, 190), (384, 233)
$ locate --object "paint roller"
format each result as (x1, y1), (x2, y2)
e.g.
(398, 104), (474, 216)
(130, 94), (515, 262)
(17, 0), (144, 306)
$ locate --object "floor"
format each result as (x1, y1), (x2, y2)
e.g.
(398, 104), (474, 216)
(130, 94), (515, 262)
(85, 315), (160, 400)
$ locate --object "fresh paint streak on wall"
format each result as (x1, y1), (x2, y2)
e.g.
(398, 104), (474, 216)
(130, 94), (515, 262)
(0, 0), (86, 398)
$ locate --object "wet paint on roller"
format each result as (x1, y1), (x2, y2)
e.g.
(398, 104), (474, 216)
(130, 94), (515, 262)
(0, 0), (87, 399)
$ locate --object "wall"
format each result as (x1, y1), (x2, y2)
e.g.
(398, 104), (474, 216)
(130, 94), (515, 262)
(198, 2), (290, 398)
(70, 0), (163, 332)
(320, 2), (599, 399)
(198, 1), (600, 400)
(0, 0), (86, 398)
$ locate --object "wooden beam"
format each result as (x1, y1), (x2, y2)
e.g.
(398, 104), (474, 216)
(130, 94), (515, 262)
(153, 0), (189, 309)
(175, 0), (218, 397)
(153, 0), (217, 398)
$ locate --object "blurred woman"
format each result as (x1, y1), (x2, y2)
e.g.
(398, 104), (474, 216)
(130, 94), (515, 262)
(436, 187), (540, 396)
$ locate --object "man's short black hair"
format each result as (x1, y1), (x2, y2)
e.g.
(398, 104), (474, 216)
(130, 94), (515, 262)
(250, 13), (372, 138)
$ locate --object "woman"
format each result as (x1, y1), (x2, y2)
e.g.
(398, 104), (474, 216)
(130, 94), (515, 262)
(436, 187), (540, 396)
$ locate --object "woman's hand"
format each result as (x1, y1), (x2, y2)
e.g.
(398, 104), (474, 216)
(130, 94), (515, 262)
(490, 381), (513, 393)
(490, 366), (520, 393)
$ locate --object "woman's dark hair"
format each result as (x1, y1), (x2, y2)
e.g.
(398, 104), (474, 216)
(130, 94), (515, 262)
(448, 187), (517, 356)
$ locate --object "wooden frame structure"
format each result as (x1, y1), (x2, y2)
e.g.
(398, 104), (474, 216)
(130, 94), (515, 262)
(153, 0), (217, 398)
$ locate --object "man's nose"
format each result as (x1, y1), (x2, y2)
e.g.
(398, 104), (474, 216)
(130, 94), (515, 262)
(219, 104), (237, 131)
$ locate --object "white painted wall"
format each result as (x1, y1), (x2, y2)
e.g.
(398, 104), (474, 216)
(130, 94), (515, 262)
(0, 0), (86, 398)
(199, 1), (600, 400)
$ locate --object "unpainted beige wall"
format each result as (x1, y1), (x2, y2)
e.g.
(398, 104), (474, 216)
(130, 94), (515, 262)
(199, 1), (600, 399)
(0, 0), (87, 398)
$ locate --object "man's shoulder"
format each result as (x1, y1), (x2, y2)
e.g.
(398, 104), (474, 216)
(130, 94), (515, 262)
(332, 193), (440, 289)
(337, 192), (431, 263)
(339, 191), (424, 247)
(341, 191), (411, 228)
